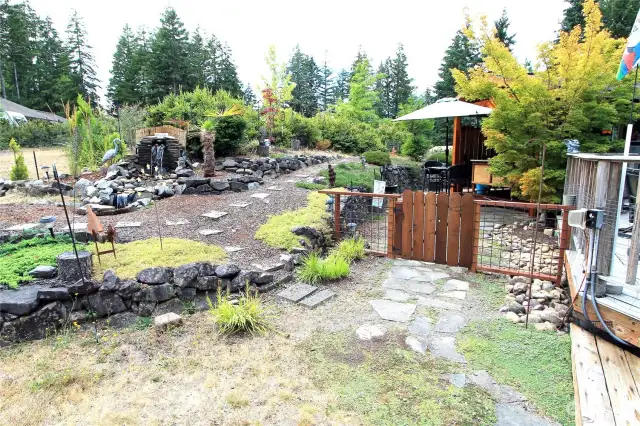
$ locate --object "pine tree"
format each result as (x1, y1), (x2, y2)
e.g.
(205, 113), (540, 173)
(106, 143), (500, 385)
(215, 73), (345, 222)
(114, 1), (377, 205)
(434, 25), (481, 100)
(33, 17), (69, 112)
(148, 7), (189, 100)
(288, 45), (319, 117)
(600, 0), (640, 38)
(108, 24), (143, 106)
(3, 2), (39, 104)
(219, 42), (241, 97)
(334, 69), (350, 102)
(135, 27), (152, 103)
(389, 44), (413, 117)
(204, 35), (223, 91)
(242, 82), (256, 106)
(494, 8), (516, 50)
(374, 59), (393, 118)
(317, 55), (335, 111)
(561, 0), (585, 34)
(66, 10), (100, 105)
(187, 27), (208, 90)
(0, 0), (8, 99)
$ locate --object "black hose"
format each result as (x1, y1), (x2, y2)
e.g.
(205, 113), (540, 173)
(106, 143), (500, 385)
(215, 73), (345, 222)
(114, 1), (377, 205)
(582, 273), (631, 348)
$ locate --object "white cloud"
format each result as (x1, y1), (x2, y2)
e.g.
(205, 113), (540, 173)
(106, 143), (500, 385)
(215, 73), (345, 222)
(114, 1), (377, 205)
(25, 0), (566, 102)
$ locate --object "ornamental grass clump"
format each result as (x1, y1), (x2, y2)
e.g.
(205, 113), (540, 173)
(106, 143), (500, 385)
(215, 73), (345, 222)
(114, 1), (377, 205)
(334, 238), (366, 262)
(208, 288), (271, 336)
(297, 252), (350, 284)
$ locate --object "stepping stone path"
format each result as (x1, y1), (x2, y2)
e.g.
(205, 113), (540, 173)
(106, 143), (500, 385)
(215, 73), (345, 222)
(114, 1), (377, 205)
(277, 284), (337, 309)
(199, 229), (222, 236)
(249, 193), (270, 200)
(115, 221), (142, 228)
(201, 211), (228, 220)
(228, 202), (252, 208)
(359, 258), (558, 426)
(224, 246), (244, 253)
(5, 223), (39, 231)
(166, 219), (189, 226)
(266, 185), (283, 191)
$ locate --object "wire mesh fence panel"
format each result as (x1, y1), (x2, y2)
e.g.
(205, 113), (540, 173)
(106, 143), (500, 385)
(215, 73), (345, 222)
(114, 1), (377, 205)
(472, 201), (572, 285)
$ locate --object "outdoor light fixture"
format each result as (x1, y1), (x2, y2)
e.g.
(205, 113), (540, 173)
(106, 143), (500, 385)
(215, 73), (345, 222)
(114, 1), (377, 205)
(39, 216), (57, 238)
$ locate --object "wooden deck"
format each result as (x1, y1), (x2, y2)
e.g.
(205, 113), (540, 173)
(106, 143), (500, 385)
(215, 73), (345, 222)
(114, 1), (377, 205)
(571, 324), (640, 425)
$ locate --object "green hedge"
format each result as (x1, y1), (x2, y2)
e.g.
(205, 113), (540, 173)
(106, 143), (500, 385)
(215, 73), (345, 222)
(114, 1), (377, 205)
(363, 150), (391, 166)
(0, 120), (68, 149)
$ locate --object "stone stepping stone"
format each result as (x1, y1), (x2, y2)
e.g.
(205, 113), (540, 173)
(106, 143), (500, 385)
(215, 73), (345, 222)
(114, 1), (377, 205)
(446, 373), (467, 388)
(383, 278), (435, 295)
(389, 266), (449, 282)
(294, 174), (309, 178)
(393, 259), (432, 268)
(369, 299), (416, 322)
(300, 289), (336, 308)
(406, 335), (427, 354)
(468, 370), (527, 403)
(199, 229), (222, 236)
(284, 179), (298, 183)
(277, 284), (317, 302)
(440, 291), (467, 300)
(228, 202), (252, 208)
(224, 246), (244, 253)
(5, 223), (39, 231)
(427, 335), (466, 363)
(201, 211), (228, 220)
(442, 279), (470, 291)
(166, 219), (189, 226)
(266, 185), (283, 191)
(408, 316), (433, 339)
(384, 289), (412, 302)
(416, 297), (462, 311)
(356, 324), (386, 341)
(250, 193), (270, 200)
(434, 312), (467, 334)
(495, 403), (557, 426)
(115, 221), (142, 228)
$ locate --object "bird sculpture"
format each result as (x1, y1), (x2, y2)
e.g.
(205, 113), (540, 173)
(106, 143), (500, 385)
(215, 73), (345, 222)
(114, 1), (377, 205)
(101, 138), (121, 165)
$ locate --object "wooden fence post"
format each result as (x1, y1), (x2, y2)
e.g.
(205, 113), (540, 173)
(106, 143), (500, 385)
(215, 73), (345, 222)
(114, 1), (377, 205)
(394, 200), (403, 257)
(387, 198), (396, 258)
(556, 208), (571, 287)
(471, 202), (481, 273)
(334, 194), (341, 240)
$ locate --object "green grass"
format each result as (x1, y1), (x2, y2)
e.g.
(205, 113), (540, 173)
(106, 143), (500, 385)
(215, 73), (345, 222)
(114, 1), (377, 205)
(92, 238), (227, 279)
(300, 330), (496, 425)
(207, 288), (271, 336)
(458, 319), (574, 425)
(0, 236), (79, 288)
(295, 181), (328, 190)
(319, 162), (378, 191)
(255, 191), (331, 250)
(334, 238), (366, 262)
(467, 273), (507, 311)
(297, 252), (350, 284)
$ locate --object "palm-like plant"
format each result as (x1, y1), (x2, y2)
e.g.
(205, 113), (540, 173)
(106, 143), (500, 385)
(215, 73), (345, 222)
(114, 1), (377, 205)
(202, 104), (244, 177)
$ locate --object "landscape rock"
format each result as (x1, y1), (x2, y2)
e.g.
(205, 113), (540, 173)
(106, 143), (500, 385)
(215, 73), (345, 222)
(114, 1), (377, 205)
(100, 269), (120, 291)
(132, 284), (176, 303)
(0, 302), (67, 341)
(197, 262), (217, 277)
(154, 312), (183, 331)
(356, 324), (386, 340)
(215, 264), (241, 278)
(507, 301), (525, 314)
(137, 267), (173, 284)
(173, 263), (199, 288)
(540, 309), (562, 327)
(230, 271), (259, 292)
(0, 286), (43, 315)
(504, 312), (521, 323)
(87, 292), (127, 316)
(28, 265), (57, 279)
(196, 276), (220, 291)
(116, 280), (140, 299)
(37, 287), (71, 302)
(535, 322), (557, 332)
(66, 279), (100, 296)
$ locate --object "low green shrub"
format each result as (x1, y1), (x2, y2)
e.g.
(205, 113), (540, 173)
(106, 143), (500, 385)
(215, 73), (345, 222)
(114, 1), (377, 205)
(363, 150), (391, 166)
(10, 154), (29, 180)
(315, 139), (332, 150)
(208, 288), (271, 335)
(297, 252), (350, 284)
(295, 182), (327, 190)
(425, 150), (447, 163)
(0, 120), (68, 149)
(335, 238), (366, 262)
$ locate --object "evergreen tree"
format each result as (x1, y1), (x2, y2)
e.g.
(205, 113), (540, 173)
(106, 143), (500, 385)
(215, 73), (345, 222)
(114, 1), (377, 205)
(374, 59), (393, 118)
(204, 36), (241, 97)
(334, 68), (350, 102)
(317, 54), (335, 111)
(389, 44), (413, 117)
(187, 27), (208, 90)
(148, 7), (189, 100)
(494, 8), (516, 50)
(434, 25), (481, 100)
(561, 0), (585, 34)
(242, 82), (256, 106)
(135, 27), (152, 104)
(219, 42), (241, 97)
(3, 2), (39, 104)
(337, 58), (379, 122)
(600, 0), (640, 38)
(287, 45), (319, 117)
(108, 24), (143, 106)
(66, 10), (100, 105)
(0, 0), (8, 99)
(34, 17), (69, 113)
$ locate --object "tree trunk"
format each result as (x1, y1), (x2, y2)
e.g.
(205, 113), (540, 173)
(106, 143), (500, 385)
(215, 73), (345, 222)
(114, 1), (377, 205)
(202, 130), (216, 177)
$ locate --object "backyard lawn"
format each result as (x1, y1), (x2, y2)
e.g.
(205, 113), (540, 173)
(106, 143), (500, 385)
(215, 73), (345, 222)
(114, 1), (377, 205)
(0, 148), (68, 179)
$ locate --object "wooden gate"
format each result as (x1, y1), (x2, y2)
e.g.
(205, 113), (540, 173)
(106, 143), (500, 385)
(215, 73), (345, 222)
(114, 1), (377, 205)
(396, 190), (475, 267)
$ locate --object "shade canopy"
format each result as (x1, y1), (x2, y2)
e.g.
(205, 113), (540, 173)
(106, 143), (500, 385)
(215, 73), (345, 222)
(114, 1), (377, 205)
(393, 98), (492, 121)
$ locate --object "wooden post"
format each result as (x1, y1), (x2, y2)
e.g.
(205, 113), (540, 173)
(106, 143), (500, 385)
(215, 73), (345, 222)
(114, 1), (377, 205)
(627, 176), (640, 284)
(556, 208), (571, 287)
(387, 198), (396, 258)
(334, 194), (341, 240)
(470, 202), (481, 273)
(594, 161), (613, 274)
(394, 200), (403, 257)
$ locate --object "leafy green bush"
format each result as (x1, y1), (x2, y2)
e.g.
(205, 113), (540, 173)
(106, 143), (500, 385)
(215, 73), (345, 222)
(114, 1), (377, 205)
(425, 150), (448, 163)
(10, 154), (29, 180)
(334, 238), (366, 262)
(363, 150), (391, 166)
(207, 288), (271, 335)
(295, 182), (327, 190)
(312, 114), (383, 153)
(320, 162), (378, 191)
(0, 120), (68, 149)
(297, 252), (350, 284)
(315, 139), (331, 150)
(0, 236), (78, 288)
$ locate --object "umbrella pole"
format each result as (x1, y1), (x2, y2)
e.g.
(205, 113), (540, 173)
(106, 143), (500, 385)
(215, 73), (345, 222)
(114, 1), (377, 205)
(445, 117), (449, 166)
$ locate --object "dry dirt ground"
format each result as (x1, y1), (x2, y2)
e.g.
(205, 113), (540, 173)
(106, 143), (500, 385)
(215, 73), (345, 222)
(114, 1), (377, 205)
(0, 147), (68, 178)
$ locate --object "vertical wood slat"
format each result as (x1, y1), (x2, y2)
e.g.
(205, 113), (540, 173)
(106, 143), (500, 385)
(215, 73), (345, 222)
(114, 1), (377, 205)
(334, 194), (341, 240)
(424, 192), (437, 262)
(394, 201), (403, 258)
(412, 191), (425, 260)
(470, 202), (481, 272)
(594, 161), (613, 274)
(435, 192), (449, 265)
(556, 208), (571, 287)
(387, 198), (396, 258)
(459, 194), (474, 268)
(401, 190), (413, 258)
(447, 193), (461, 266)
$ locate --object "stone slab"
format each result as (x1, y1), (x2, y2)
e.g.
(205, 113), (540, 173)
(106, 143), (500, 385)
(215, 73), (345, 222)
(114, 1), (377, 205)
(356, 324), (386, 340)
(408, 316), (433, 340)
(266, 186), (283, 191)
(440, 291), (467, 300)
(277, 284), (317, 302)
(0, 285), (43, 315)
(382, 278), (435, 295)
(284, 179), (298, 183)
(70, 222), (88, 231)
(442, 279), (470, 291)
(228, 202), (252, 208)
(224, 246), (244, 253)
(5, 223), (39, 231)
(249, 193), (270, 200)
(416, 297), (462, 311)
(393, 259), (433, 268)
(427, 335), (466, 363)
(293, 174), (309, 178)
(389, 266), (449, 282)
(384, 289), (412, 302)
(434, 312), (467, 334)
(495, 403), (559, 426)
(165, 219), (189, 226)
(369, 299), (416, 322)
(115, 221), (142, 228)
(251, 263), (285, 272)
(468, 370), (527, 403)
(199, 229), (222, 236)
(299, 289), (336, 308)
(406, 335), (427, 354)
(201, 211), (228, 220)
(446, 373), (467, 388)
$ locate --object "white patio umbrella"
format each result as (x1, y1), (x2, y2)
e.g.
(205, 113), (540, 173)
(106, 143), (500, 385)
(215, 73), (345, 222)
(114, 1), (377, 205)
(394, 98), (492, 165)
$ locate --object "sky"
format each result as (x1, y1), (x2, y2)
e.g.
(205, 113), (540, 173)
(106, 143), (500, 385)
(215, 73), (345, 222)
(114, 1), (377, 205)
(25, 0), (568, 104)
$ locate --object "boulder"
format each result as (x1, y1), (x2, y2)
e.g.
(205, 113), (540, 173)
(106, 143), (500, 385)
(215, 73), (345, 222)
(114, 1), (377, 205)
(535, 322), (557, 332)
(215, 264), (241, 278)
(222, 159), (237, 168)
(252, 273), (274, 285)
(0, 286), (43, 315)
(74, 178), (93, 197)
(229, 181), (248, 192)
(504, 312), (521, 323)
(87, 292), (127, 316)
(66, 279), (100, 296)
(154, 312), (183, 331)
(37, 287), (71, 302)
(230, 271), (259, 292)
(184, 177), (210, 188)
(540, 309), (562, 327)
(0, 301), (67, 341)
(132, 284), (176, 303)
(512, 282), (528, 295)
(105, 311), (140, 328)
(196, 276), (220, 291)
(173, 264), (199, 288)
(137, 267), (173, 285)
(197, 262), (217, 277)
(507, 301), (525, 315)
(132, 302), (156, 317)
(210, 180), (230, 191)
(28, 265), (57, 279)
(100, 269), (120, 292)
(116, 280), (140, 299)
(177, 287), (196, 301)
